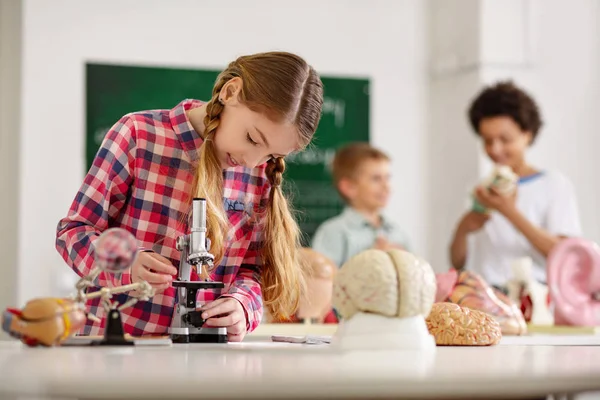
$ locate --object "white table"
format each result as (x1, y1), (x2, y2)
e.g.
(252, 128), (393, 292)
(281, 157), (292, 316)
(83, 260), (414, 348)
(0, 336), (599, 400)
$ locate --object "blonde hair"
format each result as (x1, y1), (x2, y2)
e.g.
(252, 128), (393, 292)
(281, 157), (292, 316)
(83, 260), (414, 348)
(190, 52), (324, 319)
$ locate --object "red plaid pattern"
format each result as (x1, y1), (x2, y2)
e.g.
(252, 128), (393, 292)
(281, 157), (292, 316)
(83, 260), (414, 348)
(56, 99), (268, 336)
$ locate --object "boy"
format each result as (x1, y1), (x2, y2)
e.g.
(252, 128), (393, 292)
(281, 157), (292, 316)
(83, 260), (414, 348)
(311, 142), (410, 267)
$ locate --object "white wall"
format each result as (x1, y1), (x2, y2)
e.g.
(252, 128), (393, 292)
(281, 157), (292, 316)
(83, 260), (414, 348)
(427, 0), (483, 272)
(18, 0), (429, 302)
(0, 0), (22, 337)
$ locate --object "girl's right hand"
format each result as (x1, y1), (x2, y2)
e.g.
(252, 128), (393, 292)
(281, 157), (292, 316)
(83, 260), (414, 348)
(131, 251), (178, 294)
(459, 211), (490, 234)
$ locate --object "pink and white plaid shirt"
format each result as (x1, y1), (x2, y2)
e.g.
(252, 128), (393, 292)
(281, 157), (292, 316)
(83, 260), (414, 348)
(56, 99), (268, 336)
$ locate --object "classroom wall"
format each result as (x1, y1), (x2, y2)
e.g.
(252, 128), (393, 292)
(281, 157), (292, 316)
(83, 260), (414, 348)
(426, 0), (600, 272)
(17, 0), (429, 303)
(427, 0), (483, 272)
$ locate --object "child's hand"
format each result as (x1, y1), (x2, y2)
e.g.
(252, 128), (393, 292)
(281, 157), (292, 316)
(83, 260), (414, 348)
(373, 236), (390, 250)
(200, 298), (247, 342)
(131, 251), (177, 294)
(373, 236), (404, 251)
(474, 185), (517, 215)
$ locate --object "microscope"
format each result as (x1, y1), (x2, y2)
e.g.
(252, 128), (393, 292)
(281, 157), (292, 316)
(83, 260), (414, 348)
(169, 198), (228, 343)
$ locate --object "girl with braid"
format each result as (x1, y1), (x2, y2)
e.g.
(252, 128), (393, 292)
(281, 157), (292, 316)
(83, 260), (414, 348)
(56, 52), (324, 341)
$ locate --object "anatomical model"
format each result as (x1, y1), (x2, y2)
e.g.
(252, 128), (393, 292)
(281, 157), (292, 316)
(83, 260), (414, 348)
(547, 237), (600, 327)
(436, 269), (527, 335)
(472, 164), (518, 214)
(426, 302), (501, 346)
(281, 248), (338, 324)
(262, 248), (338, 324)
(333, 249), (502, 347)
(2, 298), (88, 347)
(506, 257), (554, 325)
(332, 248), (436, 350)
(297, 248), (338, 323)
(2, 228), (154, 347)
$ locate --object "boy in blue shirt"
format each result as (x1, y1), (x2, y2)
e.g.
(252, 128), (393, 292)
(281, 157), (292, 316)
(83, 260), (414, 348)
(312, 143), (410, 267)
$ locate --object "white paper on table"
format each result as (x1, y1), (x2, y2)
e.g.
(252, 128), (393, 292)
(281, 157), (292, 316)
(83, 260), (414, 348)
(271, 335), (332, 345)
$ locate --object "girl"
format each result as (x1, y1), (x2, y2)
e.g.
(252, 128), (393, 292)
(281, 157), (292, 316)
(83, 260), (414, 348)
(449, 81), (582, 291)
(56, 51), (324, 341)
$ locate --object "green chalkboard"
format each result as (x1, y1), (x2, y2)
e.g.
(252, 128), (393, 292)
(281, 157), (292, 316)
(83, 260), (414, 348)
(86, 63), (369, 244)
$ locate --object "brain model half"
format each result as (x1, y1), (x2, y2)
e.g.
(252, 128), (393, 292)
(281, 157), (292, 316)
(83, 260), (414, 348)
(426, 302), (502, 346)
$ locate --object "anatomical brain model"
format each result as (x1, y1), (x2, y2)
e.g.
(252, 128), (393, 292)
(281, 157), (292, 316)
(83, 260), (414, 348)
(333, 249), (502, 346)
(333, 249), (436, 320)
(426, 303), (501, 346)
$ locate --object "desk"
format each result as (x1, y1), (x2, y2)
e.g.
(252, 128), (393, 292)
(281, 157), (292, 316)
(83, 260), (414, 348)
(0, 337), (599, 400)
(248, 323), (600, 337)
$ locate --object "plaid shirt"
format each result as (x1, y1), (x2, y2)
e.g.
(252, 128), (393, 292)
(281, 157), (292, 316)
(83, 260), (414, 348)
(56, 99), (268, 336)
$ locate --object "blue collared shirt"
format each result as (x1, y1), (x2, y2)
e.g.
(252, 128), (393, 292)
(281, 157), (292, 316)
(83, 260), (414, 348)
(311, 207), (410, 267)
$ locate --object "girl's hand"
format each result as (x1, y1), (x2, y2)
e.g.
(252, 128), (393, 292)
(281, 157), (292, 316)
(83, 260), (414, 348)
(474, 185), (517, 215)
(200, 298), (247, 342)
(131, 251), (177, 295)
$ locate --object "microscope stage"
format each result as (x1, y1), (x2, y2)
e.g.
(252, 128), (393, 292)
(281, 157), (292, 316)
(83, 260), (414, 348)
(172, 281), (225, 289)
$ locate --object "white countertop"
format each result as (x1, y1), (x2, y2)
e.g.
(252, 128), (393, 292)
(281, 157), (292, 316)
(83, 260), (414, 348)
(1, 335), (600, 400)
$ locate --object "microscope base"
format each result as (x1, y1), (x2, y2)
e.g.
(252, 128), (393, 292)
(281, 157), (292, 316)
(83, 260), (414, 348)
(171, 333), (228, 344)
(169, 325), (228, 344)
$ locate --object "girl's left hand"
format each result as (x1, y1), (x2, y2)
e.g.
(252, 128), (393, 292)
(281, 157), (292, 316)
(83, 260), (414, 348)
(200, 298), (247, 342)
(474, 185), (517, 215)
